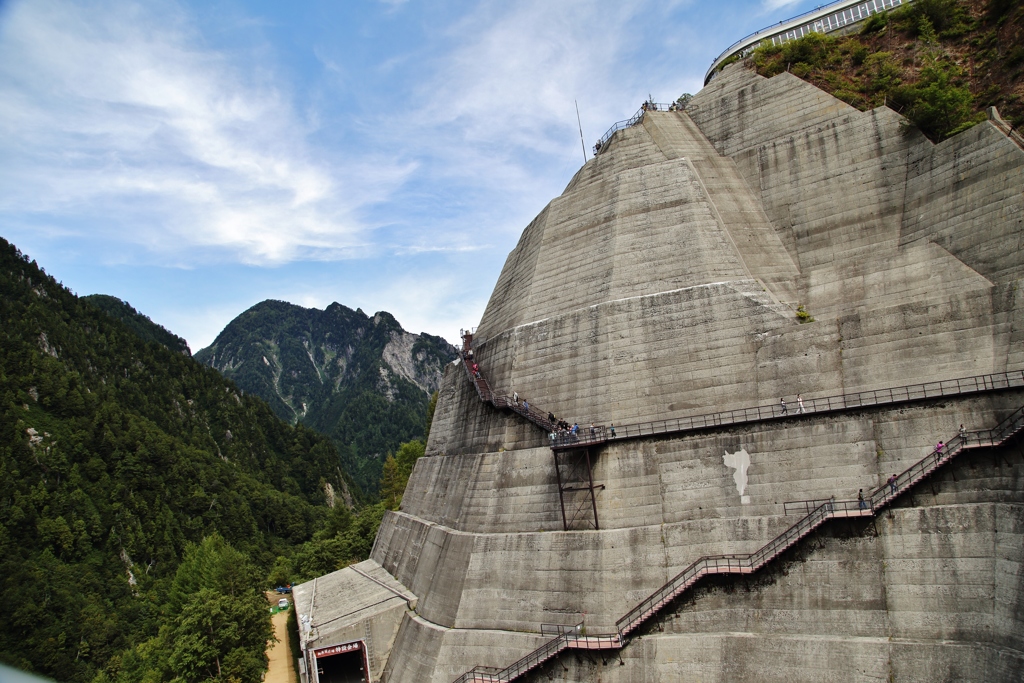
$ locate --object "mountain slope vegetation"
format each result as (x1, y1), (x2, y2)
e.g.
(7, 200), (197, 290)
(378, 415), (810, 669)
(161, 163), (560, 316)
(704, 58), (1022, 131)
(83, 294), (191, 356)
(0, 237), (370, 682)
(195, 300), (456, 493)
(745, 0), (1024, 139)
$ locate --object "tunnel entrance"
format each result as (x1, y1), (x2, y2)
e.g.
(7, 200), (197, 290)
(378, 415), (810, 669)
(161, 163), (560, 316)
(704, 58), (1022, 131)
(313, 641), (368, 683)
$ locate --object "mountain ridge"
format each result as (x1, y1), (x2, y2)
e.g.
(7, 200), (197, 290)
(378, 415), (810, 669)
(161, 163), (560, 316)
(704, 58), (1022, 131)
(82, 293), (192, 356)
(195, 299), (457, 493)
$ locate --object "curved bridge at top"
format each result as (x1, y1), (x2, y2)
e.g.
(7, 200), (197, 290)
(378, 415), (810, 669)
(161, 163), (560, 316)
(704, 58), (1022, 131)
(704, 0), (912, 86)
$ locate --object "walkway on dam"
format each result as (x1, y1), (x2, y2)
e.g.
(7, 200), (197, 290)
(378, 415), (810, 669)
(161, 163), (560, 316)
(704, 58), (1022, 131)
(451, 401), (1024, 683)
(452, 332), (1024, 682)
(459, 331), (1024, 452)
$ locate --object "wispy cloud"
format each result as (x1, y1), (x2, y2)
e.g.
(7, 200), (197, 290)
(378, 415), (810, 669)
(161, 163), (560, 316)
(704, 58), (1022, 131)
(761, 0), (808, 14)
(358, 0), (668, 251)
(0, 0), (411, 265)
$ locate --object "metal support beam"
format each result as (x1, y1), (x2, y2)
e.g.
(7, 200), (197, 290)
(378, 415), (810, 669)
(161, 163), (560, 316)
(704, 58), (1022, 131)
(554, 447), (603, 531)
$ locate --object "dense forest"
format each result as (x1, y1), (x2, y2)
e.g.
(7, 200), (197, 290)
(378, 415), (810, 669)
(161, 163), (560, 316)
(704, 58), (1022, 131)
(82, 294), (192, 356)
(195, 300), (454, 494)
(0, 237), (418, 682)
(729, 0), (1024, 140)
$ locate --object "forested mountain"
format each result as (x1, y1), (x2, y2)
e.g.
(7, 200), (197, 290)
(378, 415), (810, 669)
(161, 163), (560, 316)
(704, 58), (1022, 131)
(83, 294), (191, 356)
(0, 236), (369, 682)
(195, 300), (457, 492)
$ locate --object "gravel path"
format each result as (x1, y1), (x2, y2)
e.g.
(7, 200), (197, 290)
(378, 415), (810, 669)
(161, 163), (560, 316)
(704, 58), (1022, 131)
(265, 594), (298, 683)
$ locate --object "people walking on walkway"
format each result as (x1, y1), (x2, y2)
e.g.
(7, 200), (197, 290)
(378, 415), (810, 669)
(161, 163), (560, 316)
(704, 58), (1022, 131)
(610, 423), (616, 437)
(779, 398), (787, 415)
(523, 400), (528, 412)
(797, 394), (805, 414)
(858, 489), (867, 509)
(887, 474), (898, 495)
(513, 391), (519, 405)
(934, 441), (945, 456)
(959, 424), (967, 441)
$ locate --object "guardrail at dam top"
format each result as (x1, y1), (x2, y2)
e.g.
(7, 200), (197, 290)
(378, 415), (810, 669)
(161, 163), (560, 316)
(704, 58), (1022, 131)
(704, 0), (912, 85)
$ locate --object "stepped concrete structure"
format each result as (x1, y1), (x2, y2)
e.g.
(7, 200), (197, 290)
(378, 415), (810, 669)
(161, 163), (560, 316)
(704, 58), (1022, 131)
(295, 62), (1024, 683)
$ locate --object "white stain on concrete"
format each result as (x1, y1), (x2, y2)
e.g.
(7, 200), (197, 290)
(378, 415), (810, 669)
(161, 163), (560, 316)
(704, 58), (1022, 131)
(722, 448), (751, 504)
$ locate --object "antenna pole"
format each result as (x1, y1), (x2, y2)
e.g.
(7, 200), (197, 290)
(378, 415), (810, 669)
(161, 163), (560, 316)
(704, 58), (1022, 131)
(575, 100), (587, 163)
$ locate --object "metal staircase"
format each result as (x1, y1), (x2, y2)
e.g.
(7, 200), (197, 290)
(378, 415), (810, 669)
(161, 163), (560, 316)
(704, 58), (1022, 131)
(450, 386), (1024, 682)
(460, 330), (554, 433)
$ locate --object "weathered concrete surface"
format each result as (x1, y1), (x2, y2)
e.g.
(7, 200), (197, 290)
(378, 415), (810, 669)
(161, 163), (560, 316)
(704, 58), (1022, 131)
(350, 63), (1024, 682)
(377, 397), (1024, 634)
(294, 559), (415, 682)
(414, 394), (1024, 532)
(523, 501), (1024, 682)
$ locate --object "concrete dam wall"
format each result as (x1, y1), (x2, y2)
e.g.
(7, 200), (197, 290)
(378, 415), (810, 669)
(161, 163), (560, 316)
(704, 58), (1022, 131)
(295, 63), (1024, 683)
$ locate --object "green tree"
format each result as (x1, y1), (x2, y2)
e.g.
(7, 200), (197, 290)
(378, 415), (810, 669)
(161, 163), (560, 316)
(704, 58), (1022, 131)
(424, 391), (438, 442)
(380, 455), (403, 510)
(379, 439), (425, 511)
(0, 236), (343, 682)
(168, 588), (270, 683)
(893, 56), (983, 139)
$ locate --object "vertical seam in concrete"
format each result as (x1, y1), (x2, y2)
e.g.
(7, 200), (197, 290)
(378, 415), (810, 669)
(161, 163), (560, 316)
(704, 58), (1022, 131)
(681, 157), (765, 293)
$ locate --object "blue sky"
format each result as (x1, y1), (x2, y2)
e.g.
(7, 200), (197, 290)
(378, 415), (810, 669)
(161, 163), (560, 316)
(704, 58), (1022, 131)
(0, 0), (820, 351)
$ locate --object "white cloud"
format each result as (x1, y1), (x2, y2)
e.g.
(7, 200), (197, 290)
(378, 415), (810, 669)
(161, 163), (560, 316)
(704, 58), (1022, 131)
(352, 0), (668, 256)
(0, 0), (411, 265)
(761, 0), (807, 13)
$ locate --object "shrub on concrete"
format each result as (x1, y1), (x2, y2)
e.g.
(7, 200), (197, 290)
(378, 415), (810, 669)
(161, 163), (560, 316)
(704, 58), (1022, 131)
(891, 56), (985, 138)
(745, 0), (1022, 142)
(795, 305), (815, 323)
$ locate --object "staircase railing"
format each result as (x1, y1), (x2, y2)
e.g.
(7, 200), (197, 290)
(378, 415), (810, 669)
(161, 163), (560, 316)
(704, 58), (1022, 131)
(451, 402), (1024, 682)
(593, 103), (674, 155)
(460, 336), (555, 433)
(552, 370), (1024, 450)
(462, 325), (1024, 456)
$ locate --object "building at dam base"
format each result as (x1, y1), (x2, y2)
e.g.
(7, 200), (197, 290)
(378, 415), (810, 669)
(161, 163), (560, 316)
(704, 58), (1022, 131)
(295, 62), (1024, 683)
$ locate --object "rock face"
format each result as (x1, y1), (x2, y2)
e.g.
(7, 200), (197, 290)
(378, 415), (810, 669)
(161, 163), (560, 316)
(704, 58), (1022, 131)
(295, 64), (1024, 682)
(195, 300), (457, 492)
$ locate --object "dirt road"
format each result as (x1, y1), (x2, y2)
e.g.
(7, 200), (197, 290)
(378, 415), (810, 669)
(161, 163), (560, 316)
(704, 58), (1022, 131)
(265, 594), (298, 683)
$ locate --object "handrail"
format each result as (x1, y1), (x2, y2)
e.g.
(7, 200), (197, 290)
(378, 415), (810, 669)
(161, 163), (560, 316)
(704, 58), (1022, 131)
(988, 107), (1024, 151)
(462, 323), (1023, 456)
(551, 370), (1024, 450)
(459, 335), (555, 434)
(452, 402), (1024, 682)
(704, 0), (912, 85)
(462, 327), (1023, 459)
(593, 103), (675, 155)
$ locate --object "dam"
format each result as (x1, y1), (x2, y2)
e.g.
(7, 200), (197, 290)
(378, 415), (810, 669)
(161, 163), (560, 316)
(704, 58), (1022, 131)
(294, 52), (1024, 683)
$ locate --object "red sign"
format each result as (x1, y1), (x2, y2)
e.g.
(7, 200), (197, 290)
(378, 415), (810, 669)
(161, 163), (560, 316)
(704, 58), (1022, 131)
(314, 641), (362, 658)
